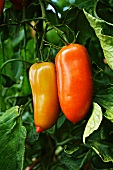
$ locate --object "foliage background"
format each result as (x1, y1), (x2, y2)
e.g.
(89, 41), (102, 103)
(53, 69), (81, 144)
(1, 0), (113, 169)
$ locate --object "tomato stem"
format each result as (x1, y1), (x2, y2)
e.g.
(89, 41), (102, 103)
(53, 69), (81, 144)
(43, 40), (61, 49)
(65, 25), (76, 44)
(39, 0), (69, 48)
(44, 45), (52, 62)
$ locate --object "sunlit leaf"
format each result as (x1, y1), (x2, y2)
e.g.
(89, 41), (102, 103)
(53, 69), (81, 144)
(83, 102), (102, 143)
(91, 141), (113, 162)
(64, 145), (79, 155)
(84, 9), (113, 70)
(104, 110), (113, 123)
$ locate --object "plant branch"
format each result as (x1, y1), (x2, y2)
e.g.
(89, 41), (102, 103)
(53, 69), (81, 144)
(56, 137), (74, 146)
(0, 59), (32, 72)
(20, 98), (33, 115)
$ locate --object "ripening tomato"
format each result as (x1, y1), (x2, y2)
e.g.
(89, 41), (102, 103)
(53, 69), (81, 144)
(0, 0), (5, 14)
(29, 62), (60, 132)
(9, 0), (28, 10)
(55, 44), (93, 124)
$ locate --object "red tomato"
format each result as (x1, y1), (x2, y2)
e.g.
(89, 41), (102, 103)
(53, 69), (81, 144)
(55, 44), (93, 124)
(10, 0), (28, 10)
(29, 62), (60, 132)
(0, 0), (5, 14)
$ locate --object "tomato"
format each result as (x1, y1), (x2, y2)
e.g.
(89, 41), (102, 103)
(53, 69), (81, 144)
(55, 44), (93, 124)
(9, 0), (28, 10)
(0, 0), (5, 14)
(29, 62), (60, 132)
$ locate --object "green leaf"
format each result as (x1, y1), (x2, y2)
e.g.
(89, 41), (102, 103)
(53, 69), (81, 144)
(11, 30), (24, 48)
(1, 74), (15, 87)
(91, 141), (113, 162)
(51, 165), (64, 170)
(0, 96), (6, 113)
(46, 27), (61, 45)
(79, 149), (92, 169)
(64, 145), (79, 155)
(75, 0), (95, 9)
(57, 114), (66, 129)
(92, 154), (113, 169)
(75, 11), (95, 45)
(84, 9), (113, 70)
(46, 114), (66, 134)
(25, 39), (35, 63)
(94, 84), (113, 122)
(0, 106), (26, 170)
(83, 102), (102, 143)
(0, 83), (6, 112)
(11, 52), (23, 81)
(19, 70), (31, 96)
(46, 10), (59, 25)
(104, 110), (113, 123)
(63, 7), (95, 45)
(59, 154), (82, 170)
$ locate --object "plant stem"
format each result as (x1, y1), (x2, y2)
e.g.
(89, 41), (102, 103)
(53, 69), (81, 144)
(93, 0), (99, 18)
(39, 0), (68, 53)
(39, 0), (46, 19)
(39, 25), (47, 61)
(38, 0), (47, 61)
(22, 0), (27, 69)
(56, 137), (74, 146)
(20, 98), (33, 115)
(22, 0), (27, 20)
(0, 59), (32, 72)
(23, 24), (27, 70)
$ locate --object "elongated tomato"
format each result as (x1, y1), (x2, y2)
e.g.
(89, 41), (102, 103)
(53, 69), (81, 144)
(29, 62), (60, 132)
(55, 44), (93, 124)
(0, 0), (5, 14)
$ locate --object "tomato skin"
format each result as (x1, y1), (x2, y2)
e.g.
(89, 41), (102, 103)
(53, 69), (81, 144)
(0, 0), (5, 14)
(10, 0), (28, 10)
(55, 44), (93, 124)
(29, 62), (60, 132)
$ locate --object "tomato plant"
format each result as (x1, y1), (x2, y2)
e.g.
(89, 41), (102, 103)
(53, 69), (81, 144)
(29, 62), (60, 132)
(1, 0), (113, 170)
(55, 44), (93, 124)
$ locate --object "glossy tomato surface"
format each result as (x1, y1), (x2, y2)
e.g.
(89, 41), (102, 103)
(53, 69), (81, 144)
(29, 62), (60, 132)
(10, 0), (28, 10)
(55, 44), (93, 124)
(0, 0), (5, 14)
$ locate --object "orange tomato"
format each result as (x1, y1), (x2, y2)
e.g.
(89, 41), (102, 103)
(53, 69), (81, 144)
(29, 62), (60, 132)
(55, 44), (93, 124)
(0, 0), (5, 14)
